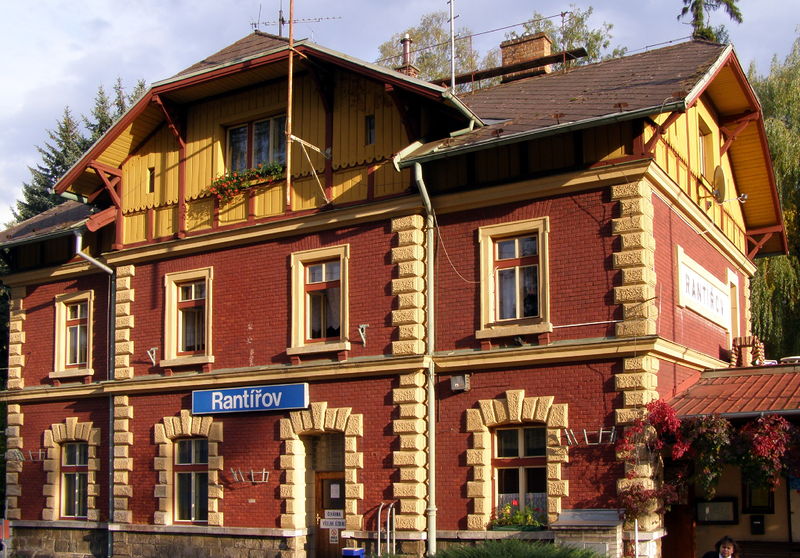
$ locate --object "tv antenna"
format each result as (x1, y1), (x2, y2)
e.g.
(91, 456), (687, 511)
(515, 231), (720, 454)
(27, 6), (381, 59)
(251, 2), (341, 37)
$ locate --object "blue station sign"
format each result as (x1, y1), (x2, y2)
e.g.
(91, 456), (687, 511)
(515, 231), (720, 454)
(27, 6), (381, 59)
(192, 383), (309, 415)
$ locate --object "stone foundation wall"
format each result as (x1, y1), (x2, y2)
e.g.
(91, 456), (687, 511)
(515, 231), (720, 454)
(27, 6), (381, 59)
(112, 531), (299, 558)
(11, 526), (107, 558)
(10, 527), (306, 558)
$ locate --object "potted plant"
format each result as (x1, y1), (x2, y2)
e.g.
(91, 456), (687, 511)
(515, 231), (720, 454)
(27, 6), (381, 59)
(208, 162), (284, 202)
(489, 500), (547, 531)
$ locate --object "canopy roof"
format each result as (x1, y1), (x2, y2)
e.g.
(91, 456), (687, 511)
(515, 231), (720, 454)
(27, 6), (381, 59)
(671, 366), (800, 418)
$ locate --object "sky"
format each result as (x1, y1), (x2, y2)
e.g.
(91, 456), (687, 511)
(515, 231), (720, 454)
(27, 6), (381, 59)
(0, 0), (797, 226)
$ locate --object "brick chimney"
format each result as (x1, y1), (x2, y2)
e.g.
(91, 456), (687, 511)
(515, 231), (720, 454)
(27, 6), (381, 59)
(499, 32), (553, 80)
(395, 34), (420, 79)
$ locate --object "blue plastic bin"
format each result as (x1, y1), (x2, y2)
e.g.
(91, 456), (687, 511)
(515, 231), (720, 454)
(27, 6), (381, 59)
(342, 549), (365, 557)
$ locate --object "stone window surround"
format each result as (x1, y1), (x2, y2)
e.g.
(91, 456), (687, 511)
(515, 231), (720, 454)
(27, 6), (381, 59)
(161, 267), (214, 367)
(465, 389), (569, 530)
(476, 217), (553, 340)
(279, 401), (364, 532)
(288, 245), (351, 356)
(51, 290), (94, 380)
(41, 417), (101, 522)
(154, 409), (223, 526)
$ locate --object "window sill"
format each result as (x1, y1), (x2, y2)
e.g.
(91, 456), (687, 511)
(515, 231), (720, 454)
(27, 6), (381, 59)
(159, 355), (215, 368)
(49, 368), (94, 379)
(475, 322), (553, 339)
(287, 341), (351, 356)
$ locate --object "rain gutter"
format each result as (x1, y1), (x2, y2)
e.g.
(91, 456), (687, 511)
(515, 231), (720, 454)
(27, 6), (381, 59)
(412, 162), (437, 556)
(396, 100), (687, 167)
(74, 230), (116, 558)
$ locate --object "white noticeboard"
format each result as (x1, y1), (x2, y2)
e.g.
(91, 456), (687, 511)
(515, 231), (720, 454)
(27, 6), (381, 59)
(325, 509), (344, 519)
(320, 518), (346, 529)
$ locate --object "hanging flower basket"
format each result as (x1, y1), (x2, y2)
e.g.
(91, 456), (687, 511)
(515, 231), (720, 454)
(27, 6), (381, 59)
(208, 162), (284, 202)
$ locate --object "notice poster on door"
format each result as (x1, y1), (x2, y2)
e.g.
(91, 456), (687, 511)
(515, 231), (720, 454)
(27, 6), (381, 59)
(329, 528), (339, 544)
(331, 483), (340, 499)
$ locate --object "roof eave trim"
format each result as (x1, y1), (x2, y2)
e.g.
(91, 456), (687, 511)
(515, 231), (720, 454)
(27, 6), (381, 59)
(684, 43), (734, 107)
(54, 89), (156, 195)
(678, 409), (800, 419)
(397, 100), (687, 167)
(151, 40), (300, 88)
(0, 221), (88, 251)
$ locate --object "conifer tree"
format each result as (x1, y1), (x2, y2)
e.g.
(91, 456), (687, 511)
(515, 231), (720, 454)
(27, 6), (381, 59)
(12, 107), (87, 222)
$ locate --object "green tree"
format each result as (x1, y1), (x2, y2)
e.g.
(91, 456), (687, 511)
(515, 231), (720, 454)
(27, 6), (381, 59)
(13, 77), (146, 223)
(678, 0), (743, 42)
(749, 36), (800, 358)
(510, 5), (627, 65)
(13, 107), (87, 222)
(376, 11), (496, 83)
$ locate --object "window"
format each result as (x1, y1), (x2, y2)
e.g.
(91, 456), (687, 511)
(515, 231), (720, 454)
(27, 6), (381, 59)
(227, 115), (286, 171)
(147, 166), (156, 194)
(53, 291), (94, 378)
(178, 280), (206, 353)
(365, 114), (376, 146)
(163, 268), (214, 366)
(289, 245), (350, 355)
(306, 261), (341, 340)
(175, 438), (208, 522)
(65, 302), (88, 367)
(494, 427), (547, 512)
(61, 442), (88, 518)
(477, 218), (551, 339)
(699, 118), (714, 178)
(495, 235), (539, 320)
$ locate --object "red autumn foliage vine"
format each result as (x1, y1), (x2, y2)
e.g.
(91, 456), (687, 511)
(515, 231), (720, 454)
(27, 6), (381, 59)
(616, 399), (799, 520)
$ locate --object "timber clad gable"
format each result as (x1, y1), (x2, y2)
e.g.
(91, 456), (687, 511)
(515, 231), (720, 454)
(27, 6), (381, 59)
(0, 31), (787, 558)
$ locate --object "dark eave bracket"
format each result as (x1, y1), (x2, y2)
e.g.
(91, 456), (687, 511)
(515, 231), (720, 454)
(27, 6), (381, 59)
(746, 225), (784, 259)
(720, 110), (759, 156)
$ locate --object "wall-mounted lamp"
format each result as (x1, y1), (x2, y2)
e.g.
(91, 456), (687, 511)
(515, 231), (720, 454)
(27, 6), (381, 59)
(146, 347), (158, 366)
(719, 192), (748, 204)
(450, 374), (471, 392)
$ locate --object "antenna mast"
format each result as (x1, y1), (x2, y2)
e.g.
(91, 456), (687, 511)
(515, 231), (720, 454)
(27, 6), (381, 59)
(253, 2), (341, 36)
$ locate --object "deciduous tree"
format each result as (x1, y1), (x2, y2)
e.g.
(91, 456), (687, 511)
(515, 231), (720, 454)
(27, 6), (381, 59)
(749, 37), (800, 358)
(510, 5), (626, 64)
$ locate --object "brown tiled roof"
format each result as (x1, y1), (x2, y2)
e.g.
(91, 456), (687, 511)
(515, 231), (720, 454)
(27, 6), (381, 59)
(174, 31), (289, 77)
(428, 40), (726, 153)
(0, 201), (91, 247)
(670, 367), (800, 417)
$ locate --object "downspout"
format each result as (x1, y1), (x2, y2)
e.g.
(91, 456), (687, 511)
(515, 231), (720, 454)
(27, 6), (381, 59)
(413, 162), (437, 556)
(74, 230), (115, 557)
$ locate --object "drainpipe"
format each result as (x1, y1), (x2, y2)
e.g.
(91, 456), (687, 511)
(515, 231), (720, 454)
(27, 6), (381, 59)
(74, 230), (115, 556)
(413, 162), (437, 556)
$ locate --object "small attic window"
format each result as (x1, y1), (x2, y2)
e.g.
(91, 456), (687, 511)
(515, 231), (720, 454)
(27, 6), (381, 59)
(365, 115), (375, 146)
(147, 167), (156, 194)
(698, 119), (713, 178)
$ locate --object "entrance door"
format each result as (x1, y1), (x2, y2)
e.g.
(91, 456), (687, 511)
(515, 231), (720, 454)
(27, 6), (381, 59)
(315, 472), (345, 558)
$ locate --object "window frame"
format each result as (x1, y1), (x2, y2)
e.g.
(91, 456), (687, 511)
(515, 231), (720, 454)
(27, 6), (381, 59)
(226, 114), (287, 172)
(288, 245), (350, 355)
(493, 426), (547, 512)
(174, 438), (209, 523)
(162, 268), (214, 367)
(477, 217), (551, 340)
(52, 291), (94, 379)
(61, 441), (89, 519)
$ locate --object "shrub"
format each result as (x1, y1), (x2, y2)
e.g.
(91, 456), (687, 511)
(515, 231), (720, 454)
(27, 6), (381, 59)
(433, 539), (605, 558)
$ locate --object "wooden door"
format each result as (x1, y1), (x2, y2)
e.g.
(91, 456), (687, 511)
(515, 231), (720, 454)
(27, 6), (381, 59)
(315, 472), (345, 558)
(662, 504), (696, 558)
